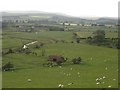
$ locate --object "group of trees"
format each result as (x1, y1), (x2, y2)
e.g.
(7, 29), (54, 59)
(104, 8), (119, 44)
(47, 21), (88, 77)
(91, 30), (105, 44)
(73, 32), (80, 43)
(49, 26), (64, 31)
(87, 30), (119, 49)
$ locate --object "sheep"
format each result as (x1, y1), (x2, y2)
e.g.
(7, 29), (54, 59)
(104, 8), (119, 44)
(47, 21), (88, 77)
(68, 83), (73, 86)
(113, 79), (116, 81)
(59, 66), (62, 68)
(108, 85), (112, 88)
(58, 84), (64, 88)
(96, 78), (99, 82)
(27, 79), (32, 82)
(102, 76), (106, 79)
(99, 78), (102, 80)
(96, 82), (100, 85)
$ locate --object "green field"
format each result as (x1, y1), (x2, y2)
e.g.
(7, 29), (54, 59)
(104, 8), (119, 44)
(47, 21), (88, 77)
(76, 32), (118, 38)
(2, 30), (118, 88)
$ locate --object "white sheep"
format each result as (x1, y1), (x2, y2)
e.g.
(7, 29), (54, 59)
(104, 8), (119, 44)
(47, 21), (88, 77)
(96, 82), (100, 85)
(113, 79), (116, 81)
(58, 84), (64, 88)
(96, 78), (99, 81)
(68, 83), (73, 86)
(102, 76), (106, 79)
(108, 85), (112, 88)
(23, 45), (27, 49)
(99, 78), (102, 80)
(27, 79), (32, 82)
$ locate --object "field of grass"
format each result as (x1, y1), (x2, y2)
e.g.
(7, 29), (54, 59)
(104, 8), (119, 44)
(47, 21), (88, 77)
(2, 30), (118, 88)
(76, 32), (118, 38)
(65, 26), (118, 32)
(30, 16), (51, 18)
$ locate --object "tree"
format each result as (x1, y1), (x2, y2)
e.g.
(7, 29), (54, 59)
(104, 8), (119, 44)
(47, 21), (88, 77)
(76, 38), (80, 43)
(92, 30), (105, 44)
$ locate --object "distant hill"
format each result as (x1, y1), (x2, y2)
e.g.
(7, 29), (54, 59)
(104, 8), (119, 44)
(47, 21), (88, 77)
(1, 11), (117, 25)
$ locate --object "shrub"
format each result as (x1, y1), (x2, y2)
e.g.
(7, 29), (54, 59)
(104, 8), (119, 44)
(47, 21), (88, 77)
(72, 57), (82, 64)
(2, 62), (14, 71)
(71, 41), (74, 43)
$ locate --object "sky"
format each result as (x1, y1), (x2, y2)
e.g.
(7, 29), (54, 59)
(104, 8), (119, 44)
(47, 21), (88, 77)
(0, 0), (119, 17)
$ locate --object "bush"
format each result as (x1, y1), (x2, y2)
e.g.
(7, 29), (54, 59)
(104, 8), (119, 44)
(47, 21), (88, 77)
(72, 57), (82, 64)
(76, 38), (80, 43)
(2, 62), (14, 71)
(71, 41), (74, 43)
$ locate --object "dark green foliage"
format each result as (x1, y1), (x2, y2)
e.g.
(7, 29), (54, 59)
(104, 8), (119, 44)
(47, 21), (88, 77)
(2, 62), (14, 71)
(2, 48), (14, 56)
(41, 49), (46, 56)
(72, 57), (82, 64)
(76, 38), (80, 43)
(24, 49), (32, 54)
(35, 44), (40, 48)
(71, 41), (74, 43)
(49, 26), (64, 31)
(73, 32), (77, 39)
(35, 43), (44, 48)
(92, 30), (105, 43)
(7, 48), (14, 53)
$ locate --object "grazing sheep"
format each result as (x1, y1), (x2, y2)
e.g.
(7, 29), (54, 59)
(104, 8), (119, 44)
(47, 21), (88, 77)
(96, 82), (100, 85)
(59, 66), (62, 68)
(113, 79), (116, 81)
(96, 78), (99, 82)
(68, 83), (73, 86)
(27, 79), (32, 82)
(58, 84), (64, 88)
(102, 76), (106, 79)
(108, 85), (112, 88)
(99, 78), (102, 80)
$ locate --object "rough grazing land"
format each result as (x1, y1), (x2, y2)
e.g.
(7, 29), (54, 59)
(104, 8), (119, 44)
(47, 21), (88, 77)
(2, 31), (118, 88)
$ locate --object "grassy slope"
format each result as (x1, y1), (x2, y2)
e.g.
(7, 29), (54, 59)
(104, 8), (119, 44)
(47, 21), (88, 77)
(2, 43), (118, 88)
(2, 30), (118, 88)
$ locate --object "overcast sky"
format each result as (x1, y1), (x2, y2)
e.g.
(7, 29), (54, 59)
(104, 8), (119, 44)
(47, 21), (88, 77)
(0, 0), (119, 17)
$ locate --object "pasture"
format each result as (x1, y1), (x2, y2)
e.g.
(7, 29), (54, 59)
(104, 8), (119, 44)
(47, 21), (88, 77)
(76, 32), (118, 38)
(2, 30), (118, 88)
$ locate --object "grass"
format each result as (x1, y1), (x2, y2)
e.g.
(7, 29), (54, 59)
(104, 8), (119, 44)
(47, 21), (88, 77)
(76, 32), (118, 38)
(2, 30), (118, 88)
(2, 43), (118, 88)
